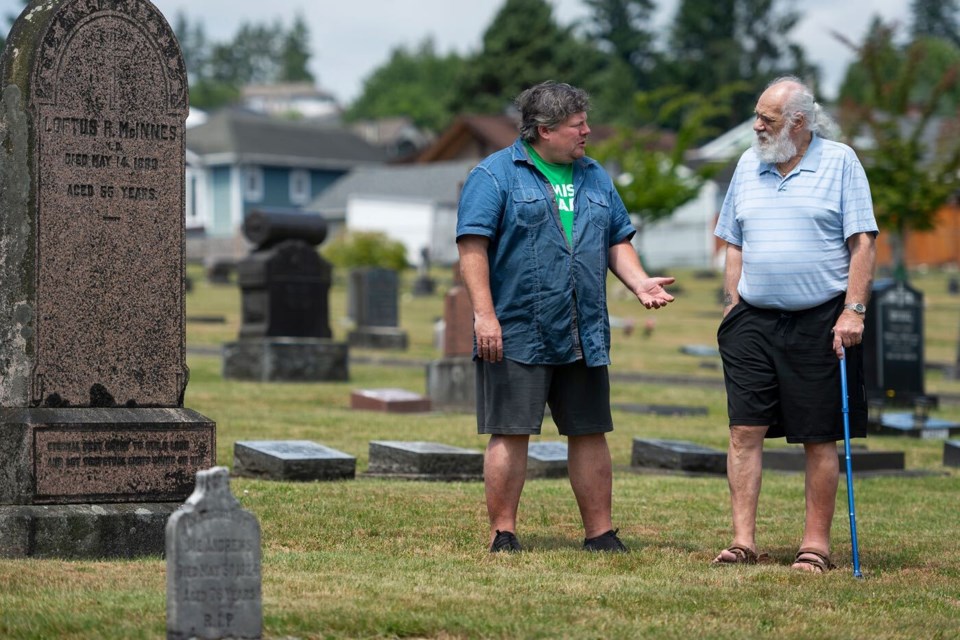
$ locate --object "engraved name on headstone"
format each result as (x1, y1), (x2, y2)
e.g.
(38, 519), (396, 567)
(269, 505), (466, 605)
(166, 467), (262, 640)
(1, 0), (189, 408)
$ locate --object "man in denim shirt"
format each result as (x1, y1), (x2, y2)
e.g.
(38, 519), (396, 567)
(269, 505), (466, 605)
(456, 81), (676, 553)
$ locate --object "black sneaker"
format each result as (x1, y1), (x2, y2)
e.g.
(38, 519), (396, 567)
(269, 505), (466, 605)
(583, 529), (628, 553)
(490, 530), (522, 553)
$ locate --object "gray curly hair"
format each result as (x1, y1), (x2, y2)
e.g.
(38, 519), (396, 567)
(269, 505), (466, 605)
(516, 81), (590, 143)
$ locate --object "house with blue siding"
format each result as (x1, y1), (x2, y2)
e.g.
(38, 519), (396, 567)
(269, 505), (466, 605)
(185, 109), (387, 258)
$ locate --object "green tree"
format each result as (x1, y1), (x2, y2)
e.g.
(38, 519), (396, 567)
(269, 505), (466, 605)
(664, 0), (815, 129)
(280, 13), (315, 83)
(322, 231), (409, 271)
(582, 0), (658, 91)
(449, 0), (599, 115)
(591, 84), (746, 239)
(837, 21), (960, 279)
(345, 38), (463, 132)
(911, 0), (960, 46)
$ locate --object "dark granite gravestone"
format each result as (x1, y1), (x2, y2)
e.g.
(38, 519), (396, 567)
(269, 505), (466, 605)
(350, 388), (432, 413)
(944, 440), (960, 467)
(631, 439), (727, 475)
(426, 262), (476, 411)
(762, 446), (905, 473)
(366, 441), (484, 480)
(527, 441), (568, 479)
(233, 440), (355, 481)
(166, 467), (262, 640)
(347, 267), (408, 350)
(222, 209), (348, 381)
(0, 0), (215, 558)
(863, 279), (933, 407)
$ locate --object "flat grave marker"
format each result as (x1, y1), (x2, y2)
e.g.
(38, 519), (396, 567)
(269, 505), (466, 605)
(366, 441), (483, 481)
(233, 440), (355, 481)
(351, 389), (431, 414)
(944, 440), (960, 468)
(631, 439), (727, 475)
(527, 441), (568, 479)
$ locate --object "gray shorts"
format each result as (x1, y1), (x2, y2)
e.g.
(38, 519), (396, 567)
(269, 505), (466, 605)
(475, 358), (613, 436)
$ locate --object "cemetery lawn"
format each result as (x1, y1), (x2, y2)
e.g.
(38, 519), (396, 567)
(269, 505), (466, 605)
(2, 266), (960, 639)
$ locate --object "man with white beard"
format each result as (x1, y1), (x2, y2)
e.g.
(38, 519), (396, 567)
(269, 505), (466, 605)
(711, 77), (878, 573)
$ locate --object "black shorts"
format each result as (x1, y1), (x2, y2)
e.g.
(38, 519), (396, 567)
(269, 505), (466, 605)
(717, 294), (867, 443)
(475, 358), (613, 436)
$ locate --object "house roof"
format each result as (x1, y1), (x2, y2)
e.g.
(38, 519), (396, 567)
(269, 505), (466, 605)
(186, 109), (388, 169)
(416, 114), (521, 163)
(305, 159), (478, 215)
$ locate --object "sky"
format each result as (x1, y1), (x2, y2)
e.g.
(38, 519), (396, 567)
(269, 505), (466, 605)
(1, 0), (911, 105)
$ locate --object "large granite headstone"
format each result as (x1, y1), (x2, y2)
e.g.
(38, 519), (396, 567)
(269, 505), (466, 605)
(366, 441), (483, 481)
(863, 280), (933, 407)
(233, 440), (355, 481)
(631, 439), (727, 475)
(426, 262), (476, 411)
(166, 467), (262, 640)
(347, 267), (408, 350)
(222, 209), (348, 381)
(0, 0), (215, 558)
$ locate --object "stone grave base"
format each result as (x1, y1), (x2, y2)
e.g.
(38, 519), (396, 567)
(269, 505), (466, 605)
(869, 412), (960, 439)
(425, 357), (475, 412)
(944, 440), (960, 467)
(762, 446), (905, 473)
(0, 407), (215, 505)
(233, 440), (355, 481)
(222, 338), (348, 381)
(0, 502), (178, 559)
(348, 327), (409, 350)
(527, 442), (568, 479)
(351, 389), (431, 413)
(366, 441), (483, 481)
(631, 438), (727, 475)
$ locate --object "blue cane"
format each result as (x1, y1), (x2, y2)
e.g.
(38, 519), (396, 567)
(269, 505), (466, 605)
(840, 346), (864, 578)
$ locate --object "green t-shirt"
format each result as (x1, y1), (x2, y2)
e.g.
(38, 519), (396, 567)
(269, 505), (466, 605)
(525, 142), (575, 245)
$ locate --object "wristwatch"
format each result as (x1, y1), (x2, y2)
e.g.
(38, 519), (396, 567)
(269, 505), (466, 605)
(843, 303), (866, 316)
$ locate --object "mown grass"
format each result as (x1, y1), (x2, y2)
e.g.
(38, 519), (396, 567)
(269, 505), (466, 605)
(1, 264), (959, 639)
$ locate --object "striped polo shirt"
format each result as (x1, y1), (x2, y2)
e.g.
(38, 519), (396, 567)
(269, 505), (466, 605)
(714, 134), (878, 311)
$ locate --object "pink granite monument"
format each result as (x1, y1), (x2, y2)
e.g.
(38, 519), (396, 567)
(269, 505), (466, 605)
(0, 0), (215, 558)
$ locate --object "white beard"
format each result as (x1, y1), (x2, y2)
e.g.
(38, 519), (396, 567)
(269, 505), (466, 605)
(753, 124), (797, 164)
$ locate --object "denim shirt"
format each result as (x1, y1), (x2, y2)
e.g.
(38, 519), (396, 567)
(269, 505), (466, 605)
(456, 138), (635, 367)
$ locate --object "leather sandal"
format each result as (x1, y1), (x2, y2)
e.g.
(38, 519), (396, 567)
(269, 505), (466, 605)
(792, 548), (836, 573)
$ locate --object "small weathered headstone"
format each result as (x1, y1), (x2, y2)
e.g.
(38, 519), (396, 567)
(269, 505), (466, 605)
(351, 389), (431, 413)
(366, 441), (483, 480)
(233, 441), (355, 481)
(426, 262), (476, 412)
(762, 446), (905, 473)
(443, 262), (474, 358)
(347, 267), (408, 350)
(944, 440), (960, 467)
(527, 441), (568, 479)
(167, 467), (261, 640)
(631, 439), (727, 475)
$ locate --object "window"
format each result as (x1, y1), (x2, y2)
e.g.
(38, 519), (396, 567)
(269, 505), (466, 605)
(243, 166), (264, 202)
(289, 169), (311, 205)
